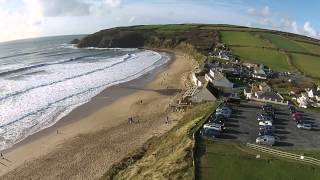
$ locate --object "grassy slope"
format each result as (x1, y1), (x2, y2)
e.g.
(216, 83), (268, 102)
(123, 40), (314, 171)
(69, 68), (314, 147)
(220, 31), (273, 47)
(256, 32), (306, 52)
(133, 24), (198, 34)
(291, 53), (320, 78)
(105, 102), (220, 180)
(197, 140), (320, 180)
(230, 47), (290, 71)
(296, 41), (320, 55)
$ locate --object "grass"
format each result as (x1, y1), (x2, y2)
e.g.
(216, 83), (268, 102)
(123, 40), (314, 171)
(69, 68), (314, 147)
(291, 53), (320, 79)
(133, 24), (197, 34)
(256, 32), (307, 52)
(196, 140), (320, 180)
(230, 46), (290, 71)
(296, 41), (320, 55)
(220, 31), (273, 47)
(103, 102), (220, 180)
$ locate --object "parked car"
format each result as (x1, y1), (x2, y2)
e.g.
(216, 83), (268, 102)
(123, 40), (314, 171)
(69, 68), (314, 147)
(216, 110), (231, 118)
(259, 125), (274, 131)
(209, 115), (226, 127)
(216, 106), (232, 114)
(297, 123), (312, 130)
(289, 106), (297, 113)
(292, 112), (303, 117)
(258, 129), (274, 136)
(200, 128), (221, 138)
(256, 135), (275, 146)
(293, 115), (302, 121)
(262, 105), (273, 112)
(257, 114), (273, 122)
(203, 123), (225, 131)
(259, 121), (273, 126)
(262, 110), (275, 117)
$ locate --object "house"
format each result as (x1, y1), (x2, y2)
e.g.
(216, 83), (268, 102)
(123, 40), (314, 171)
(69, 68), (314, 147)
(306, 87), (320, 102)
(242, 62), (258, 69)
(288, 86), (304, 95)
(210, 62), (237, 74)
(205, 69), (234, 93)
(191, 72), (206, 87)
(252, 66), (267, 80)
(244, 82), (287, 105)
(297, 93), (309, 108)
(259, 82), (271, 92)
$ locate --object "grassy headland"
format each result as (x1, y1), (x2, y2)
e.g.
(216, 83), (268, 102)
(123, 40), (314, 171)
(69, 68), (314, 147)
(101, 102), (220, 180)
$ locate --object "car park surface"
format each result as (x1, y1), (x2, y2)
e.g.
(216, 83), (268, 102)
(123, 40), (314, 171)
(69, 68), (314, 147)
(206, 101), (320, 149)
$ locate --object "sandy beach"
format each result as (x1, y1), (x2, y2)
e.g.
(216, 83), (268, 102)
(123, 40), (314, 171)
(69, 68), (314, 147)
(0, 50), (194, 180)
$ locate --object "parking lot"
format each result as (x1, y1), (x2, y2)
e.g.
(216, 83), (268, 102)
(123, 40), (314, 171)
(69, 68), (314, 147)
(218, 101), (320, 149)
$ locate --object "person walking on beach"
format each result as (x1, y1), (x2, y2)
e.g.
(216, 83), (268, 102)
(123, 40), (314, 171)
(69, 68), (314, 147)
(128, 117), (133, 124)
(1, 153), (4, 159)
(165, 116), (169, 124)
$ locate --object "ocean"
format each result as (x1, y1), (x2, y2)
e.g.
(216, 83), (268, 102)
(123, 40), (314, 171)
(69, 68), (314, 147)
(0, 35), (169, 151)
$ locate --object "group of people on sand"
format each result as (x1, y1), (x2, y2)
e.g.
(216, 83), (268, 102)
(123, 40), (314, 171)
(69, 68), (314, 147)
(128, 116), (169, 125)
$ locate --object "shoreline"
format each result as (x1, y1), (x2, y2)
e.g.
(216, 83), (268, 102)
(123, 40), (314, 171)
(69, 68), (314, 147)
(3, 50), (173, 154)
(0, 49), (193, 179)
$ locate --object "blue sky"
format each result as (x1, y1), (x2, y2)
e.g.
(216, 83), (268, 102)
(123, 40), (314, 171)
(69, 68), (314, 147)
(0, 0), (319, 42)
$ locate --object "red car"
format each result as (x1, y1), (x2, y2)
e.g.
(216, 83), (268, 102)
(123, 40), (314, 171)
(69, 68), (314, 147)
(292, 112), (303, 116)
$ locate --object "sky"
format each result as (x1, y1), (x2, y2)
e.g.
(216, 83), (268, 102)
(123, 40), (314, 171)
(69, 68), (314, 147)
(0, 0), (319, 42)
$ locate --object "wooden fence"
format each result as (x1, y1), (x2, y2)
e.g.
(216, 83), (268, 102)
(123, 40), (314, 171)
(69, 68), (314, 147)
(247, 143), (320, 167)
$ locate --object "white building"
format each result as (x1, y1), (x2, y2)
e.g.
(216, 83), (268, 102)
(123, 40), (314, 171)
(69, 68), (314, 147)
(205, 70), (234, 90)
(306, 88), (320, 102)
(297, 93), (309, 108)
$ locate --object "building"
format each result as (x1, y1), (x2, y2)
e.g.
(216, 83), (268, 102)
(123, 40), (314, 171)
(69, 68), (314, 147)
(252, 66), (267, 80)
(259, 82), (271, 92)
(191, 72), (206, 87)
(190, 83), (217, 103)
(306, 87), (320, 102)
(244, 82), (288, 105)
(205, 69), (234, 93)
(297, 93), (309, 108)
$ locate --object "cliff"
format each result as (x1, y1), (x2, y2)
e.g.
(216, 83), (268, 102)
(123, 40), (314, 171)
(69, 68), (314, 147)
(77, 24), (219, 52)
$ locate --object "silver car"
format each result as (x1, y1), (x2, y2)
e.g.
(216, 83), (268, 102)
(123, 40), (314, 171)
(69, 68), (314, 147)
(297, 123), (312, 130)
(256, 135), (275, 146)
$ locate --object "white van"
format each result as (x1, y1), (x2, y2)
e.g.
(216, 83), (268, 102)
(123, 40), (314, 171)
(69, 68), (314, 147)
(256, 135), (275, 146)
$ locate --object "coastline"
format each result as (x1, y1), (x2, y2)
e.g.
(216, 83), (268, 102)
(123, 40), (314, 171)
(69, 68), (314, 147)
(3, 50), (173, 153)
(0, 49), (194, 179)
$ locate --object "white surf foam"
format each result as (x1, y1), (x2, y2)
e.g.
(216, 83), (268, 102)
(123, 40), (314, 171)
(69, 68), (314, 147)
(0, 50), (169, 150)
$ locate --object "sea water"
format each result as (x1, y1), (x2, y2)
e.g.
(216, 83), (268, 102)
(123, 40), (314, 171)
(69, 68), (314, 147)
(0, 35), (169, 150)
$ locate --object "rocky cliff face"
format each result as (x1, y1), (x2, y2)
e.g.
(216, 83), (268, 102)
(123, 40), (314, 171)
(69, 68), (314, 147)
(77, 25), (219, 52)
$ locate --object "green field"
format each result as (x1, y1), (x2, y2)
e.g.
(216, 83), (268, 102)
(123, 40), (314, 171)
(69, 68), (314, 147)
(296, 41), (320, 55)
(133, 24), (197, 34)
(230, 47), (290, 71)
(291, 53), (320, 78)
(220, 31), (273, 47)
(256, 32), (306, 52)
(196, 140), (320, 180)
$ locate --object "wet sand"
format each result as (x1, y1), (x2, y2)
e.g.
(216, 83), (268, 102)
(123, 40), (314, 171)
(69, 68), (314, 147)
(0, 50), (194, 180)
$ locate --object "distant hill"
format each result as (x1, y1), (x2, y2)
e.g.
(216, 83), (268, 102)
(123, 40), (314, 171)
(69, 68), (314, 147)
(77, 24), (320, 80)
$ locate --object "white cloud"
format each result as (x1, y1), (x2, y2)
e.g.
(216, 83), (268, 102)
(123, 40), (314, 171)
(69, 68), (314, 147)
(303, 21), (318, 37)
(261, 6), (270, 17)
(105, 0), (122, 8)
(248, 6), (319, 39)
(0, 0), (43, 42)
(36, 0), (90, 17)
(247, 6), (271, 17)
(129, 16), (136, 24)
